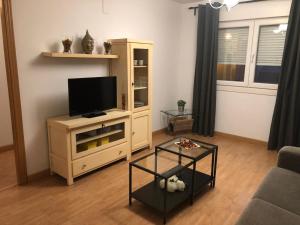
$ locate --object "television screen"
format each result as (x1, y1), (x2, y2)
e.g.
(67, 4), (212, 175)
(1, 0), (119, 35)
(68, 76), (117, 117)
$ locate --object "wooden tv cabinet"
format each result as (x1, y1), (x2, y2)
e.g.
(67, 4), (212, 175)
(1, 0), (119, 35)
(47, 110), (131, 185)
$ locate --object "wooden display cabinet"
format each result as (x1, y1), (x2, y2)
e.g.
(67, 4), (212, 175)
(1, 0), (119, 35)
(45, 38), (153, 185)
(47, 110), (131, 185)
(110, 39), (153, 152)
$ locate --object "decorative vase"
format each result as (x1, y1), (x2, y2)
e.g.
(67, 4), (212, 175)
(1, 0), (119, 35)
(62, 38), (72, 53)
(104, 42), (112, 54)
(178, 105), (185, 113)
(81, 30), (94, 54)
(177, 100), (186, 113)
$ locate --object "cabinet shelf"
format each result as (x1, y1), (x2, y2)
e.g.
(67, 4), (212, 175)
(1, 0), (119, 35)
(134, 86), (148, 90)
(42, 52), (119, 59)
(77, 129), (123, 145)
(134, 65), (148, 68)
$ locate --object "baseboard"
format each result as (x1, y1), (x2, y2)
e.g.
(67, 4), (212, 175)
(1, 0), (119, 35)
(152, 129), (267, 145)
(0, 144), (14, 153)
(215, 131), (267, 145)
(28, 169), (50, 183)
(152, 128), (167, 136)
(0, 184), (17, 192)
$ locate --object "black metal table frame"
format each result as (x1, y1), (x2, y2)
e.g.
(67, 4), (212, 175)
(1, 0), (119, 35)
(156, 137), (218, 189)
(129, 137), (218, 224)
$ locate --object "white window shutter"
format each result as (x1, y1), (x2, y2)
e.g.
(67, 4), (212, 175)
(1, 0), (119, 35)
(256, 25), (287, 66)
(218, 27), (249, 65)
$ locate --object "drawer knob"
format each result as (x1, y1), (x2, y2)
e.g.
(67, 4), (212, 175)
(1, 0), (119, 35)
(132, 131), (135, 135)
(119, 151), (122, 155)
(81, 164), (87, 170)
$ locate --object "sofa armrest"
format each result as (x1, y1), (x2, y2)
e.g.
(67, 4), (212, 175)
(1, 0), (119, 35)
(277, 146), (300, 174)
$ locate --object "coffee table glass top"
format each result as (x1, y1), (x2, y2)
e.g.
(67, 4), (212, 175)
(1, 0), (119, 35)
(157, 137), (216, 160)
(160, 109), (193, 117)
(132, 151), (193, 179)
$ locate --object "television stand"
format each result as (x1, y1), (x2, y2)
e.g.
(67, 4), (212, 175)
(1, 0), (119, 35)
(47, 110), (131, 185)
(82, 111), (107, 118)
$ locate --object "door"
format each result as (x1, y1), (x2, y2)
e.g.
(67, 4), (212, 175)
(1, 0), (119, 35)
(132, 111), (151, 151)
(130, 43), (152, 113)
(0, 0), (27, 184)
(0, 7), (17, 189)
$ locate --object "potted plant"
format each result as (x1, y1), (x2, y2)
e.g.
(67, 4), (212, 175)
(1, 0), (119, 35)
(177, 100), (186, 113)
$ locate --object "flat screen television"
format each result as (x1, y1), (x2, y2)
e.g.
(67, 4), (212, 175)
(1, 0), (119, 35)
(68, 76), (117, 117)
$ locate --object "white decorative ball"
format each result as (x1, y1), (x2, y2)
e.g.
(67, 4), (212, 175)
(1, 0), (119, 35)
(159, 179), (165, 189)
(176, 180), (186, 191)
(167, 182), (177, 192)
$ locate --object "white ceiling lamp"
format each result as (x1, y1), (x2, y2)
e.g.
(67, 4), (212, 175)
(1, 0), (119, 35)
(209, 0), (240, 11)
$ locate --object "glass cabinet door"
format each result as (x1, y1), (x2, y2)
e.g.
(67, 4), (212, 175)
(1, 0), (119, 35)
(72, 119), (127, 159)
(131, 45), (151, 112)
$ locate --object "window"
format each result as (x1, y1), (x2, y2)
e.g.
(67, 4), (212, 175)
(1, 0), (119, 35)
(217, 27), (249, 83)
(217, 18), (288, 90)
(217, 21), (253, 87)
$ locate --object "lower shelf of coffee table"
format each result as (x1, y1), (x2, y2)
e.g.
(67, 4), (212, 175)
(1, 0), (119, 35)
(131, 167), (212, 213)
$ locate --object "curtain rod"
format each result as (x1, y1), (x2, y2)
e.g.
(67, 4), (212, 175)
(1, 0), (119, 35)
(189, 0), (270, 15)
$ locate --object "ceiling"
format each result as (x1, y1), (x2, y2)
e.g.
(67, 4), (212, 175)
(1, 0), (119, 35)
(172, 0), (203, 3)
(171, 0), (263, 3)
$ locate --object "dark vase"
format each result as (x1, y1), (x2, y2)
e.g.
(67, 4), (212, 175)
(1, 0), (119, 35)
(178, 105), (185, 113)
(104, 42), (112, 54)
(62, 39), (72, 53)
(82, 30), (94, 54)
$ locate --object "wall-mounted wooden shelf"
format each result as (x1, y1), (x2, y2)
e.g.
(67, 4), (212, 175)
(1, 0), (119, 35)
(42, 52), (119, 59)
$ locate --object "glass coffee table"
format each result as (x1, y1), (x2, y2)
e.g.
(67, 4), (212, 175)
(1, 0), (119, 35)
(129, 137), (218, 224)
(161, 109), (193, 133)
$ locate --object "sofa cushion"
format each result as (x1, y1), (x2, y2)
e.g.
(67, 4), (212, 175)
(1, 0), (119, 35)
(253, 167), (300, 216)
(278, 146), (300, 174)
(236, 199), (300, 225)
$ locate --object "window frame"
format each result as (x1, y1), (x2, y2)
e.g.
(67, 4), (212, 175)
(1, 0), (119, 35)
(248, 17), (289, 90)
(217, 17), (289, 92)
(217, 20), (255, 87)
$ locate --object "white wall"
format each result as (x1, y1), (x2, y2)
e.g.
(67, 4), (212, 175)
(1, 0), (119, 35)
(0, 16), (13, 147)
(10, 0), (292, 175)
(12, 0), (181, 175)
(176, 0), (291, 141)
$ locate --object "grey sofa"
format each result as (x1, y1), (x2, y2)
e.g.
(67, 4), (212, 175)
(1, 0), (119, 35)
(236, 146), (300, 225)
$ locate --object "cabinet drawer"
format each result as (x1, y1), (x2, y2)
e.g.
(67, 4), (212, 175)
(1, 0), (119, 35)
(72, 142), (128, 177)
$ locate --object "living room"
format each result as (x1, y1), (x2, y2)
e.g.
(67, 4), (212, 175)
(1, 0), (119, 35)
(0, 0), (299, 224)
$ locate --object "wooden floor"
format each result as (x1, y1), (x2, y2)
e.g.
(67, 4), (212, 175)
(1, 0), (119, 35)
(0, 133), (277, 225)
(0, 149), (17, 191)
